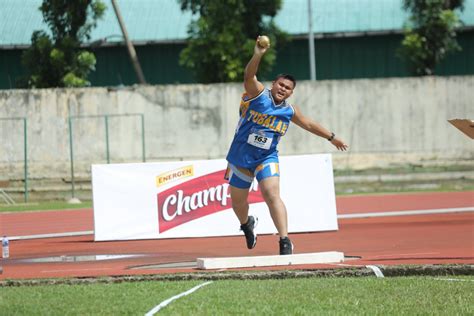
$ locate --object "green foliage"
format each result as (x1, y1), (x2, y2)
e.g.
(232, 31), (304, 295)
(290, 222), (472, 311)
(399, 0), (464, 76)
(178, 0), (289, 83)
(20, 0), (106, 88)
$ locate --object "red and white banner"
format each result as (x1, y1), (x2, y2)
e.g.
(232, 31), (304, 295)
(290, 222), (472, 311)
(92, 154), (338, 241)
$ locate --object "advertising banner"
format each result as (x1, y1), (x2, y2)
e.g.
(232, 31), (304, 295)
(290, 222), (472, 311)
(92, 154), (338, 241)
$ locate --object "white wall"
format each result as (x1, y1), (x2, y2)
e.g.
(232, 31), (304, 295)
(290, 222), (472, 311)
(0, 76), (473, 180)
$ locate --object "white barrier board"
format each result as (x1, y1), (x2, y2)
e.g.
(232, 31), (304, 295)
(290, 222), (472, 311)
(92, 154), (338, 241)
(197, 252), (345, 270)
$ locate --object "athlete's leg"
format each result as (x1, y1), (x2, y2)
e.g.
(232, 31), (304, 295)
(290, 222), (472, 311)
(259, 176), (288, 237)
(230, 185), (250, 224)
(226, 164), (258, 249)
(225, 164), (254, 224)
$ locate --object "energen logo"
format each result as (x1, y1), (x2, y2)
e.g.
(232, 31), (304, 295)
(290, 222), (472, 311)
(157, 169), (263, 233)
(156, 165), (194, 187)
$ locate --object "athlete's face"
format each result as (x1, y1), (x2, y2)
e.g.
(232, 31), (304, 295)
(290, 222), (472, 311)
(271, 78), (294, 103)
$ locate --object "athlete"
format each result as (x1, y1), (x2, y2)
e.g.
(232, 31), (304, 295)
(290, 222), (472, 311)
(225, 36), (348, 255)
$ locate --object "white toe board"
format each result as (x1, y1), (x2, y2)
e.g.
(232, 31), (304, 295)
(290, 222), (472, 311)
(197, 251), (344, 270)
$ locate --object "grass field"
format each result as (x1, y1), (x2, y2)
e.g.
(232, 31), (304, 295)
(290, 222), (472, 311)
(333, 164), (474, 176)
(1, 276), (473, 315)
(0, 201), (92, 213)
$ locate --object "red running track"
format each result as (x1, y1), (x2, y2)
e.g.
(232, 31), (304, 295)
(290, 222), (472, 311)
(1, 191), (472, 237)
(0, 191), (473, 280)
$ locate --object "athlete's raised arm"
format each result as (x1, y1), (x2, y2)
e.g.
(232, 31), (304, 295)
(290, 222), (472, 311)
(243, 37), (268, 98)
(291, 105), (349, 151)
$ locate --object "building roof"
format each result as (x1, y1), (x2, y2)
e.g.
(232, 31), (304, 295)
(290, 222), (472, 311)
(1, 0), (473, 47)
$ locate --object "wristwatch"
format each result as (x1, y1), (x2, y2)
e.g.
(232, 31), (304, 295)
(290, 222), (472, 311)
(327, 132), (335, 141)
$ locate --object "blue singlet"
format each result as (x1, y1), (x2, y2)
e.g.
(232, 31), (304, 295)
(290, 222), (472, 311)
(226, 88), (295, 170)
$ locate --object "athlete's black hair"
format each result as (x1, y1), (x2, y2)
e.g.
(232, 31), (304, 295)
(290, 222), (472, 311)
(274, 73), (296, 88)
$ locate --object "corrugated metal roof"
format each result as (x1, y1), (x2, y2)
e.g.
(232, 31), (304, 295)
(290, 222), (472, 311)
(277, 0), (411, 34)
(0, 1), (45, 46)
(1, 0), (473, 46)
(89, 0), (193, 43)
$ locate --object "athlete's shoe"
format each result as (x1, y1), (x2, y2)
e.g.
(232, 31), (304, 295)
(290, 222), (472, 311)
(279, 237), (293, 255)
(240, 216), (258, 249)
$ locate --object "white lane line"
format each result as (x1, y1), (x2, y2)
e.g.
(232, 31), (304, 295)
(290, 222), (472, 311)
(144, 281), (213, 316)
(7, 206), (473, 240)
(9, 231), (93, 241)
(338, 207), (473, 219)
(333, 264), (386, 277)
(366, 265), (385, 278)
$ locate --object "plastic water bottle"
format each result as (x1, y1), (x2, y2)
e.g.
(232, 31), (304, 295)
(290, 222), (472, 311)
(2, 236), (9, 259)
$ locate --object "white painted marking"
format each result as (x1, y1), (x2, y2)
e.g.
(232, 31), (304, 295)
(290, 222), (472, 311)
(197, 251), (344, 270)
(366, 265), (384, 278)
(23, 254), (146, 263)
(9, 231), (93, 241)
(144, 281), (213, 316)
(338, 207), (473, 219)
(94, 254), (145, 261)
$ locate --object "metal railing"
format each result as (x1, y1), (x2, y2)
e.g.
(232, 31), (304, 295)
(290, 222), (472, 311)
(68, 113), (146, 199)
(0, 188), (16, 205)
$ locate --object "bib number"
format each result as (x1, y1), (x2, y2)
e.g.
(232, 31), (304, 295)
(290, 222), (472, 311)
(247, 133), (272, 150)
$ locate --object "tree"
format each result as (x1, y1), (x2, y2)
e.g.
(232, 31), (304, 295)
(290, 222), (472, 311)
(399, 0), (465, 76)
(178, 0), (288, 83)
(21, 0), (106, 88)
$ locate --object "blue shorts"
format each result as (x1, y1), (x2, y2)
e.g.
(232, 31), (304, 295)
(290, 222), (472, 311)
(224, 157), (280, 189)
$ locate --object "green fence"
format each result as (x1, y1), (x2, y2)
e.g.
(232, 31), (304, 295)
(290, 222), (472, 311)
(68, 113), (146, 200)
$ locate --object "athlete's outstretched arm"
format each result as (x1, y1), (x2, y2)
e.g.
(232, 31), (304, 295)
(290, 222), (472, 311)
(291, 105), (348, 151)
(244, 37), (268, 98)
